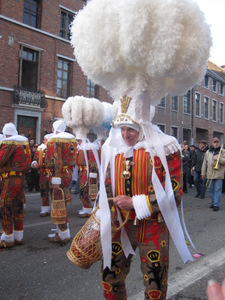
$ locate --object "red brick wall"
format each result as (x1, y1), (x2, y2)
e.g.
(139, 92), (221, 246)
(0, 0), (113, 135)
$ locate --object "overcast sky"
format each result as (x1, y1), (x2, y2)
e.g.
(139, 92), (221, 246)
(194, 0), (225, 66)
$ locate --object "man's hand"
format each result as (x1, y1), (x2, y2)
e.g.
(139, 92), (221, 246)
(113, 195), (133, 210)
(213, 154), (218, 161)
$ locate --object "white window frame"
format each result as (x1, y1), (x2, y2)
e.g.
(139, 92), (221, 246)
(212, 99), (217, 122)
(204, 75), (209, 88)
(170, 126), (179, 139)
(171, 95), (178, 112)
(195, 92), (201, 117)
(219, 83), (224, 96)
(212, 79), (217, 93)
(157, 123), (166, 133)
(158, 97), (166, 108)
(204, 96), (210, 120)
(183, 92), (191, 115)
(219, 102), (224, 124)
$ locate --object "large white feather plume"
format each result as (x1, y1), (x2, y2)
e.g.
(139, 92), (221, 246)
(62, 96), (104, 139)
(71, 0), (212, 104)
(62, 97), (115, 140)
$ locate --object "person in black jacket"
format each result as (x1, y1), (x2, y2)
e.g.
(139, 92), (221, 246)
(188, 144), (196, 188)
(181, 144), (189, 193)
(191, 140), (208, 198)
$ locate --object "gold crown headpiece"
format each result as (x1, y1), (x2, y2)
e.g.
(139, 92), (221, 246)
(112, 95), (140, 129)
(120, 95), (132, 114)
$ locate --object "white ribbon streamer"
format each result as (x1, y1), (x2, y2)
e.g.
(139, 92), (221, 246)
(181, 199), (198, 252)
(145, 125), (193, 263)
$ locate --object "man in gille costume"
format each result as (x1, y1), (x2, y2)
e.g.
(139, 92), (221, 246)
(45, 120), (76, 244)
(0, 123), (31, 248)
(32, 133), (53, 217)
(62, 97), (113, 218)
(69, 0), (212, 298)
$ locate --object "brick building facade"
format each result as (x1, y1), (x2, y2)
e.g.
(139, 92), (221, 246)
(153, 61), (225, 146)
(0, 1), (225, 146)
(0, 0), (112, 143)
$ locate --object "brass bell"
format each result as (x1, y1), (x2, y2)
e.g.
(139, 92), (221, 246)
(122, 160), (134, 179)
(123, 170), (131, 179)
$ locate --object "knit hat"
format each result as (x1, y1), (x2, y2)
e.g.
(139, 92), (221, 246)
(2, 123), (18, 139)
(199, 139), (207, 144)
(52, 120), (66, 134)
(212, 137), (219, 143)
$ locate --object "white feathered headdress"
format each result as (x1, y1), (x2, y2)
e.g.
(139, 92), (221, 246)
(62, 96), (113, 140)
(71, 0), (212, 104)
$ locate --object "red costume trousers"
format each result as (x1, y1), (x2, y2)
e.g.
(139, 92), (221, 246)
(102, 215), (169, 300)
(39, 173), (51, 206)
(78, 170), (92, 209)
(0, 175), (25, 234)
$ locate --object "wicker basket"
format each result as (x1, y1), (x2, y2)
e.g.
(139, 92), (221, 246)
(88, 178), (99, 201)
(67, 206), (128, 269)
(51, 188), (67, 224)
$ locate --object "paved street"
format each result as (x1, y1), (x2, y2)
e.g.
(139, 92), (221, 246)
(0, 186), (225, 300)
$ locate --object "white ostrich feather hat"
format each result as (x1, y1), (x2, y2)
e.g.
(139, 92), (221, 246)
(71, 0), (212, 107)
(62, 96), (114, 140)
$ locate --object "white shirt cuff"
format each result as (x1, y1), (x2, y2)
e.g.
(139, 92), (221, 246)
(132, 194), (151, 220)
(52, 177), (61, 185)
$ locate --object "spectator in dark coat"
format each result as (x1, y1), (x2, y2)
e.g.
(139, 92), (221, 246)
(181, 144), (189, 193)
(188, 145), (196, 187)
(27, 142), (40, 192)
(192, 140), (208, 198)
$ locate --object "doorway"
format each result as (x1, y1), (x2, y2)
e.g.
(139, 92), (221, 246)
(17, 115), (37, 141)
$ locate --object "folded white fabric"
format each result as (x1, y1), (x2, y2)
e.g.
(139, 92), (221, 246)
(132, 194), (151, 220)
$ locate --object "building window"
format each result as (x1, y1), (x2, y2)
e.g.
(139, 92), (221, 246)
(212, 99), (217, 122)
(220, 83), (224, 95)
(157, 124), (165, 133)
(204, 96), (209, 119)
(60, 9), (74, 40)
(23, 0), (42, 28)
(87, 79), (99, 98)
(204, 75), (209, 88)
(171, 96), (178, 111)
(212, 79), (217, 92)
(219, 102), (224, 123)
(158, 97), (166, 108)
(183, 91), (191, 114)
(195, 92), (201, 117)
(57, 58), (72, 98)
(171, 126), (178, 139)
(19, 46), (40, 90)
